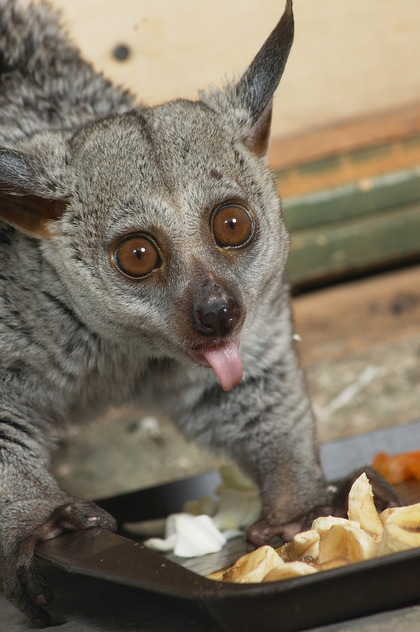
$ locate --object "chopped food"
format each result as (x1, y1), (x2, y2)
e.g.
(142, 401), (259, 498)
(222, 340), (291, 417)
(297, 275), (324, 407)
(141, 513), (242, 558)
(373, 450), (420, 484)
(347, 471), (383, 541)
(263, 561), (317, 582)
(207, 472), (420, 583)
(315, 521), (377, 565)
(280, 529), (320, 562)
(126, 464), (260, 558)
(207, 546), (284, 583)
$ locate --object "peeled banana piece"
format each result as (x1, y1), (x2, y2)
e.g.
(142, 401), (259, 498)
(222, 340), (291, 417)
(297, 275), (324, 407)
(207, 472), (420, 584)
(379, 503), (420, 554)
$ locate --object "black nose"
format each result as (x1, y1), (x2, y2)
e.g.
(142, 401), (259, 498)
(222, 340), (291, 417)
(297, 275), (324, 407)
(192, 294), (240, 338)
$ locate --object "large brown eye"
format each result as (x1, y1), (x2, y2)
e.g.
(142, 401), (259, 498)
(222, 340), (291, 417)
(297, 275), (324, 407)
(211, 202), (254, 248)
(113, 234), (161, 278)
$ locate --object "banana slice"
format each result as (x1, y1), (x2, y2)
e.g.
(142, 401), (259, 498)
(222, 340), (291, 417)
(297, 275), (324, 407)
(347, 472), (383, 542)
(206, 565), (232, 582)
(263, 561), (317, 582)
(379, 522), (420, 555)
(311, 515), (356, 536)
(221, 545), (284, 583)
(207, 473), (420, 584)
(317, 523), (378, 564)
(277, 529), (320, 562)
(315, 558), (348, 571)
(380, 502), (420, 528)
(378, 503), (420, 554)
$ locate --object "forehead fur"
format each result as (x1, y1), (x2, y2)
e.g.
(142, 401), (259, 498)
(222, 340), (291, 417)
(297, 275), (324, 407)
(65, 101), (266, 236)
(68, 101), (239, 193)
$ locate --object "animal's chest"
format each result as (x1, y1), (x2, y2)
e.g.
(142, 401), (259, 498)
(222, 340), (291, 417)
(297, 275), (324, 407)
(63, 352), (187, 425)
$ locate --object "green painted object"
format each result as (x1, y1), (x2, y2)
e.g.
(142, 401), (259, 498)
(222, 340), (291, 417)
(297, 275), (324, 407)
(279, 164), (420, 286)
(282, 167), (420, 232)
(287, 201), (420, 286)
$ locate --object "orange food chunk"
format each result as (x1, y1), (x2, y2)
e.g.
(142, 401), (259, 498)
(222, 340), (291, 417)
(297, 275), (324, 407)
(373, 451), (420, 484)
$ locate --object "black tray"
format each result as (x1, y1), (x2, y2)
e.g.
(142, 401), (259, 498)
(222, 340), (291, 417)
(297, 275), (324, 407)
(36, 420), (420, 632)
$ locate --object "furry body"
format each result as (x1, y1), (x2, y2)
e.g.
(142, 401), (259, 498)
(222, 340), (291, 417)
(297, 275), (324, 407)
(0, 0), (329, 625)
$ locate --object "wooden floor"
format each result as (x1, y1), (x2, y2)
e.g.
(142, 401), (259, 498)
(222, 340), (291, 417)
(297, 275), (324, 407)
(294, 263), (420, 442)
(295, 264), (420, 366)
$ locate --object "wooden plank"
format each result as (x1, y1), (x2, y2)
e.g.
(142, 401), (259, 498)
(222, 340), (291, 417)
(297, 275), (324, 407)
(287, 201), (420, 287)
(283, 167), (420, 232)
(293, 264), (420, 367)
(296, 267), (420, 440)
(275, 135), (420, 198)
(269, 101), (420, 172)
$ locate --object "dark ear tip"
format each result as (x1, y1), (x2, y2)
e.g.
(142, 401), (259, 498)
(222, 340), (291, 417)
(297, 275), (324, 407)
(284, 0), (294, 24)
(202, 0), (294, 139)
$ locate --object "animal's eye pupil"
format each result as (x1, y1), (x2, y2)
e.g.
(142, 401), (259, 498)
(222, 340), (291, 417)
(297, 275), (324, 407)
(113, 235), (161, 278)
(211, 202), (254, 248)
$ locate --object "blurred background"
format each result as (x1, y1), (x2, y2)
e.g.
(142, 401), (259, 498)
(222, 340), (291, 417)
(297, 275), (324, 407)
(47, 0), (420, 500)
(51, 0), (420, 139)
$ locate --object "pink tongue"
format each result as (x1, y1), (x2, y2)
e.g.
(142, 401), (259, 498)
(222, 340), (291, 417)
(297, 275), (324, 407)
(202, 339), (243, 391)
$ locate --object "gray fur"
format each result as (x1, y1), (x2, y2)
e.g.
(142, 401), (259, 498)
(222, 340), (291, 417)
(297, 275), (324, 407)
(0, 0), (328, 625)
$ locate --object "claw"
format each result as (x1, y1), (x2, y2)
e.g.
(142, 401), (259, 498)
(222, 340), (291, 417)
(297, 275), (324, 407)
(35, 590), (53, 606)
(30, 607), (51, 629)
(1, 497), (117, 627)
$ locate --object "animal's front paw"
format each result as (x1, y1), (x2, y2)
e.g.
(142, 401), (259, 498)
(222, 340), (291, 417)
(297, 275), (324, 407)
(246, 504), (332, 547)
(0, 497), (116, 627)
(247, 467), (403, 548)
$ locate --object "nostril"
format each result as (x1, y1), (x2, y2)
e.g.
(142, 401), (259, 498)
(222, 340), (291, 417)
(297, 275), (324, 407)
(197, 308), (220, 334)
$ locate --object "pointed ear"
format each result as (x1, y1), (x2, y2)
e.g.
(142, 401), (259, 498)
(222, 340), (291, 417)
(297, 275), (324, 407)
(0, 135), (68, 238)
(200, 0), (293, 156)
